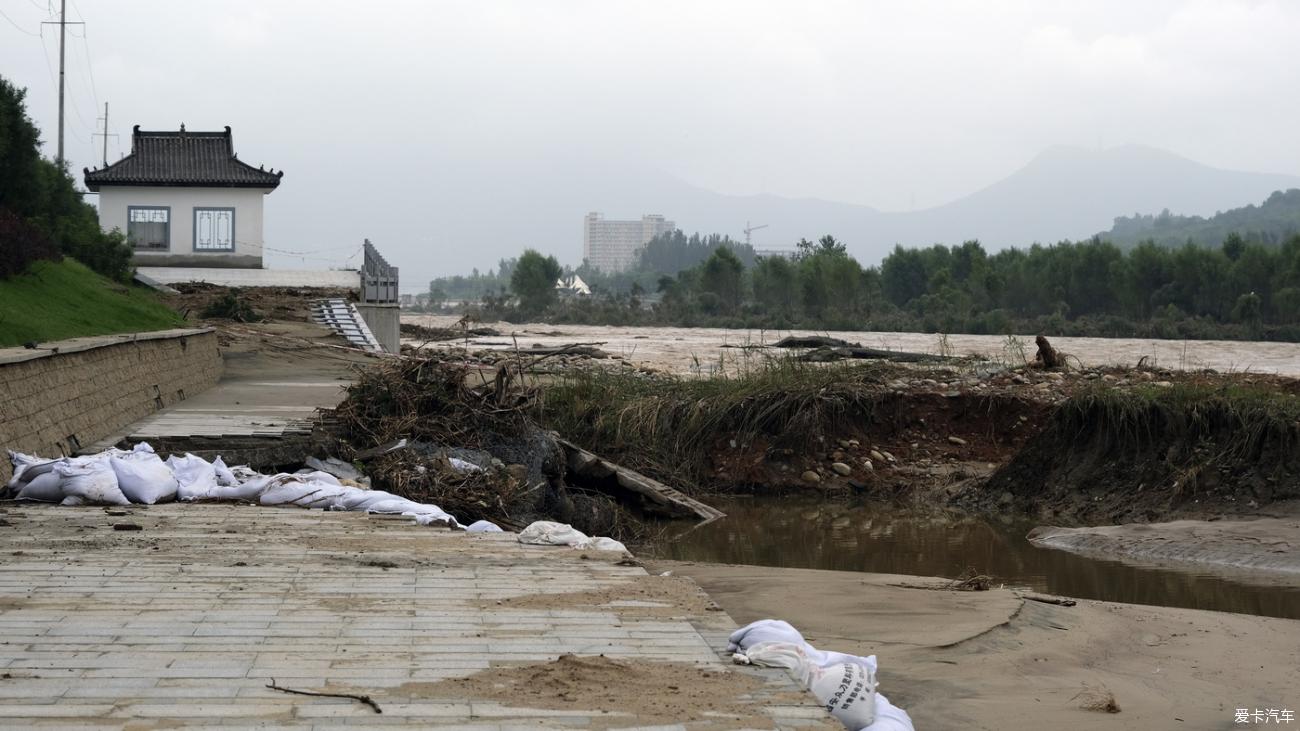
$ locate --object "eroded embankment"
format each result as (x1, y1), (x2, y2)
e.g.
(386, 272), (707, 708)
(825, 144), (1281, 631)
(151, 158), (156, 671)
(537, 360), (1300, 530)
(968, 383), (1300, 524)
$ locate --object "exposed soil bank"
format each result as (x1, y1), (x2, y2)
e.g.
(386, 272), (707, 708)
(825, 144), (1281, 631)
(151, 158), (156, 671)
(966, 382), (1300, 525)
(653, 560), (1300, 731)
(1029, 518), (1300, 578)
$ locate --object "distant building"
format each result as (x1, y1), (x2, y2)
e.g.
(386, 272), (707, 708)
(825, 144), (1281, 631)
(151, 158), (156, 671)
(583, 212), (675, 272)
(555, 273), (591, 297)
(755, 247), (799, 259)
(84, 125), (283, 268)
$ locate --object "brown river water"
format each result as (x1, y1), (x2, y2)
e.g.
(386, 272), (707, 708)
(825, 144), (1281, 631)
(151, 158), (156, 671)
(405, 315), (1300, 376)
(405, 315), (1300, 618)
(648, 497), (1300, 620)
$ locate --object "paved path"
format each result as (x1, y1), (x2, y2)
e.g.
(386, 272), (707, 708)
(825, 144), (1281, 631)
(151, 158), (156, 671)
(0, 504), (834, 729)
(87, 325), (366, 450)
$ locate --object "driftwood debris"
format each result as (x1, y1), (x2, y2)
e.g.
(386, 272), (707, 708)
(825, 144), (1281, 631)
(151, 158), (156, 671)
(524, 343), (610, 358)
(399, 323), (501, 341)
(772, 335), (854, 349)
(559, 439), (725, 524)
(797, 345), (943, 363)
(266, 678), (383, 714)
(1034, 334), (1064, 369)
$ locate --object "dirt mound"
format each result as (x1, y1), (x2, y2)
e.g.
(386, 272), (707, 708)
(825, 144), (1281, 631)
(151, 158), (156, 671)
(165, 282), (356, 322)
(402, 654), (791, 728)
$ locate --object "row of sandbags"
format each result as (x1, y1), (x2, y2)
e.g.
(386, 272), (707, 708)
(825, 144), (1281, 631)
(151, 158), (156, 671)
(728, 619), (914, 731)
(5, 444), (459, 528)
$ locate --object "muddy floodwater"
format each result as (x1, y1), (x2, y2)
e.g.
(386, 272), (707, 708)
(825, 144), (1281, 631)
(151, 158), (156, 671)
(647, 497), (1300, 620)
(405, 315), (1300, 376)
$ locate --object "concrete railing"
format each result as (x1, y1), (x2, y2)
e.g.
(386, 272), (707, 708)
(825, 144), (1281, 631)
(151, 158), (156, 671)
(361, 240), (399, 304)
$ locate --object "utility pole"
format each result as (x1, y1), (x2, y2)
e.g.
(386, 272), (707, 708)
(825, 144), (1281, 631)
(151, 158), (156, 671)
(57, 0), (66, 168)
(42, 1), (83, 170)
(93, 102), (118, 167)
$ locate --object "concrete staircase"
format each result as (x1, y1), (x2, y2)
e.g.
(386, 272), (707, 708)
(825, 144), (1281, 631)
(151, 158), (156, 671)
(309, 298), (384, 352)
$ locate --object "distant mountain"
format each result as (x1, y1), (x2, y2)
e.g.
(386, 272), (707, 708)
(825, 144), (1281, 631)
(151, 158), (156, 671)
(604, 145), (1300, 268)
(1098, 188), (1300, 249)
(307, 144), (1300, 287)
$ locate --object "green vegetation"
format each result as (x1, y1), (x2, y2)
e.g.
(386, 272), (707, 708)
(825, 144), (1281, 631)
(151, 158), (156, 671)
(534, 358), (892, 489)
(510, 249), (563, 316)
(1058, 382), (1300, 458)
(200, 289), (261, 322)
(0, 75), (132, 282)
(436, 218), (1300, 341)
(1105, 189), (1300, 249)
(0, 259), (182, 346)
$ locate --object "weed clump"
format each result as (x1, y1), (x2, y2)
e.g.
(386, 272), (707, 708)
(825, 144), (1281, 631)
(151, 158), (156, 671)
(201, 289), (261, 322)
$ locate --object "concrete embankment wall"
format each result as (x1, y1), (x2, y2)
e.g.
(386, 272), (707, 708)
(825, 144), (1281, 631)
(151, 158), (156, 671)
(356, 303), (400, 354)
(0, 329), (221, 483)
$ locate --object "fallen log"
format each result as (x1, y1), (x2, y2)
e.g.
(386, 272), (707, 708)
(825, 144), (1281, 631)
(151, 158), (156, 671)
(772, 335), (855, 348)
(558, 439), (725, 524)
(797, 345), (947, 363)
(524, 343), (610, 358)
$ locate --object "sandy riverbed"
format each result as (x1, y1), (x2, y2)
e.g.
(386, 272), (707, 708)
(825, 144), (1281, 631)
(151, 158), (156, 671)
(650, 560), (1300, 731)
(405, 315), (1300, 376)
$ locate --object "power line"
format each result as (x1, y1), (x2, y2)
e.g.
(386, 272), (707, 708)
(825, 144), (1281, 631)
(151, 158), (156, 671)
(0, 7), (40, 36)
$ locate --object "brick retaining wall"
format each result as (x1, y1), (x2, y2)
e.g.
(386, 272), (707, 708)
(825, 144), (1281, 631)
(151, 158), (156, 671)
(0, 329), (221, 483)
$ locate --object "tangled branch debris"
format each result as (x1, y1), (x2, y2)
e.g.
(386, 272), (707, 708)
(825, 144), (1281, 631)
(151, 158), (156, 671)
(329, 354), (663, 538)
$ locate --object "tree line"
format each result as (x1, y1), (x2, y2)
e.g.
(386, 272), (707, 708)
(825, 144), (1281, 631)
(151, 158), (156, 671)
(0, 75), (132, 281)
(436, 226), (1300, 341)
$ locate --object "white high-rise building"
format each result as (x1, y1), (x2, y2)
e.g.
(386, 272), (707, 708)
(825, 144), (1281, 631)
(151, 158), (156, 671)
(583, 212), (675, 272)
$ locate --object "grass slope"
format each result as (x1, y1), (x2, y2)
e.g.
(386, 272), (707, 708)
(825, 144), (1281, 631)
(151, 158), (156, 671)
(0, 259), (183, 347)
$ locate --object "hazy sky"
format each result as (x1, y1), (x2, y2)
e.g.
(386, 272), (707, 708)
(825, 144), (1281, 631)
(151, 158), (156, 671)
(4, 0), (1300, 281)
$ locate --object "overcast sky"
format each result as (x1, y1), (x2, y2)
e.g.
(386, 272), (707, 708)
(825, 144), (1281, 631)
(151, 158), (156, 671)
(4, 0), (1300, 281)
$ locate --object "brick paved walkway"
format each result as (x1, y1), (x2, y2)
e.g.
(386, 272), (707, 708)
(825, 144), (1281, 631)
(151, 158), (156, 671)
(0, 504), (834, 729)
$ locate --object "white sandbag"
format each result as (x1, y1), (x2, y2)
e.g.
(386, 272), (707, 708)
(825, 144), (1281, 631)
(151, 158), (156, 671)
(728, 619), (806, 654)
(518, 521), (591, 546)
(212, 456), (238, 486)
(729, 619), (877, 674)
(808, 661), (876, 729)
(258, 476), (347, 507)
(167, 453), (219, 501)
(7, 450), (61, 491)
(868, 692), (914, 731)
(292, 469), (342, 486)
(583, 536), (628, 552)
(405, 508), (458, 527)
(732, 641), (817, 681)
(466, 520), (503, 532)
(729, 621), (902, 731)
(54, 456), (130, 506)
(16, 471), (65, 502)
(517, 521), (625, 551)
(109, 450), (178, 504)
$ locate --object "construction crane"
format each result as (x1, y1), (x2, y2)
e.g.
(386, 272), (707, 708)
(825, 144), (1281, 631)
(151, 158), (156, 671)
(744, 221), (769, 248)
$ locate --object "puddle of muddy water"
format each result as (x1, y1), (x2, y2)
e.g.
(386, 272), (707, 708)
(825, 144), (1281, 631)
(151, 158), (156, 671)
(644, 497), (1300, 620)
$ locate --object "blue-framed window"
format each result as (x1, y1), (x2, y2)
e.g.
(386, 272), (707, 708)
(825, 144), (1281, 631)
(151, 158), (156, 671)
(193, 207), (235, 252)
